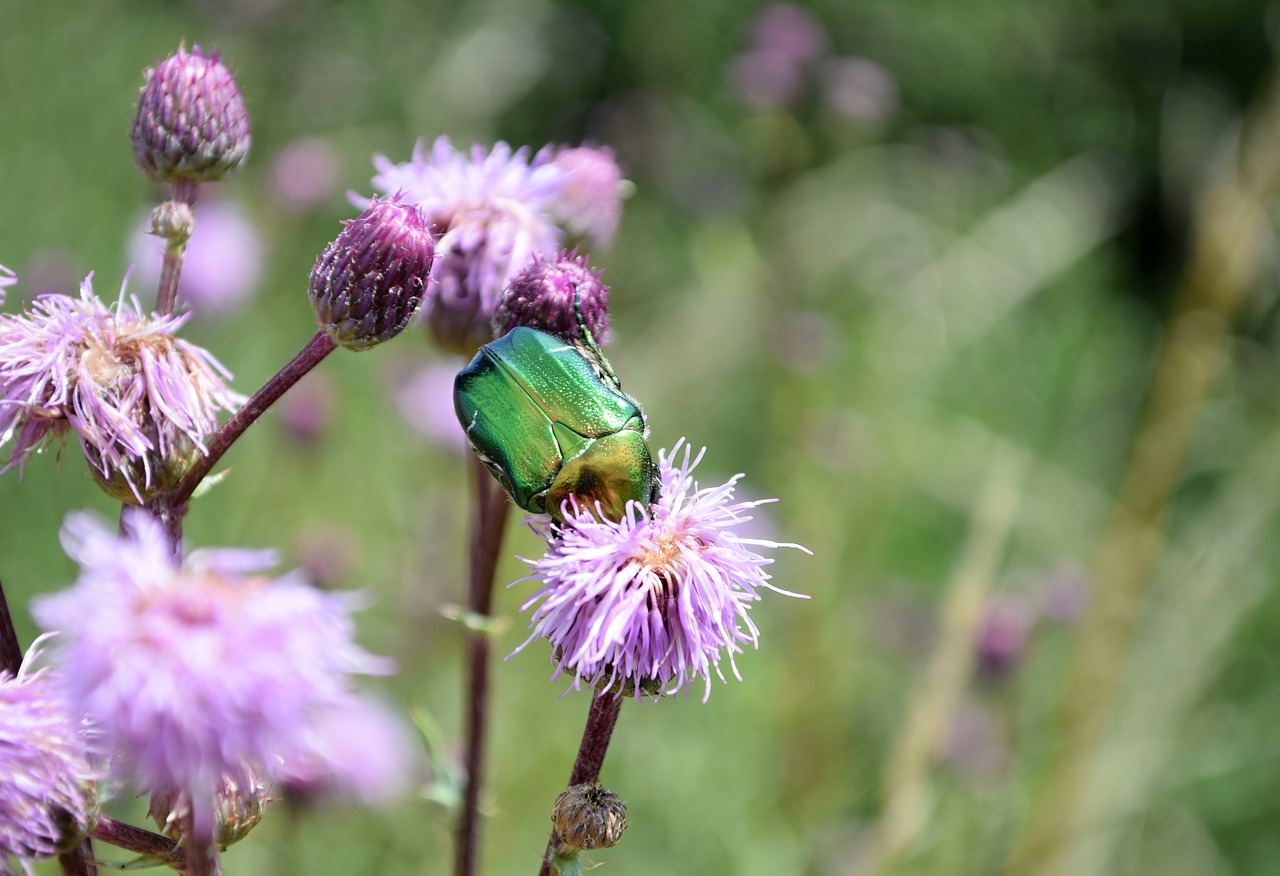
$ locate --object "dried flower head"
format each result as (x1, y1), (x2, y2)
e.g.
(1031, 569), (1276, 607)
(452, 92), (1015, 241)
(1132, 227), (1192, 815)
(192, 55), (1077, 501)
(0, 273), (243, 503)
(366, 137), (624, 355)
(132, 45), (251, 184)
(493, 250), (609, 342)
(0, 643), (98, 875)
(310, 198), (435, 351)
(552, 784), (627, 852)
(148, 770), (270, 851)
(32, 511), (396, 841)
(511, 441), (809, 700)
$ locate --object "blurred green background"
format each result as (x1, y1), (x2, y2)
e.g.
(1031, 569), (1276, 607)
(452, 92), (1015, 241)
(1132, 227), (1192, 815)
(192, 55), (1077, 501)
(5, 0), (1280, 874)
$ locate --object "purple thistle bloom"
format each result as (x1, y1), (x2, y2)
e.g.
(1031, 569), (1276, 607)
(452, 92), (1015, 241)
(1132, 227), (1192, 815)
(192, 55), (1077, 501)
(0, 643), (98, 875)
(31, 512), (397, 841)
(539, 146), (627, 246)
(0, 265), (15, 308)
(0, 273), (243, 502)
(366, 137), (623, 354)
(510, 441), (809, 701)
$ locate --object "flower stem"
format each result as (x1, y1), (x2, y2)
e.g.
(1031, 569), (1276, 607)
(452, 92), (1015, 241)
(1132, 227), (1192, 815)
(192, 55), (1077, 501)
(184, 835), (220, 876)
(537, 692), (624, 876)
(0, 576), (22, 675)
(154, 330), (338, 530)
(58, 841), (97, 876)
(90, 816), (185, 868)
(455, 457), (511, 876)
(154, 179), (198, 317)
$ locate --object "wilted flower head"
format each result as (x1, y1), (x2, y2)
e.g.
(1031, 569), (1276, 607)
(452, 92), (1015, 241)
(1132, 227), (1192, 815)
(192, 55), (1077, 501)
(511, 441), (809, 700)
(148, 770), (270, 851)
(132, 44), (251, 184)
(0, 273), (243, 503)
(0, 274), (243, 502)
(310, 197), (436, 351)
(366, 137), (624, 354)
(552, 783), (627, 852)
(493, 250), (609, 342)
(0, 643), (98, 875)
(0, 265), (15, 307)
(31, 511), (398, 841)
(128, 199), (265, 320)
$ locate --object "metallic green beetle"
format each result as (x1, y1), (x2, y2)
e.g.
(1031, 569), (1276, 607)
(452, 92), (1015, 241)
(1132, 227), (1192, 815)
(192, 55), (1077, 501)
(453, 326), (660, 523)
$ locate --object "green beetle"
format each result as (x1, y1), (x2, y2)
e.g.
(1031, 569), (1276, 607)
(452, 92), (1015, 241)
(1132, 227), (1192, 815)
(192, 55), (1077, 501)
(453, 326), (660, 523)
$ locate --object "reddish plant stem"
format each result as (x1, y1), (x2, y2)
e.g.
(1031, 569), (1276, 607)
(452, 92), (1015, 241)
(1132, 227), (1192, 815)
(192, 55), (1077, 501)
(454, 457), (511, 876)
(90, 816), (185, 867)
(155, 179), (198, 317)
(537, 692), (624, 876)
(150, 331), (338, 541)
(58, 841), (98, 876)
(0, 577), (22, 675)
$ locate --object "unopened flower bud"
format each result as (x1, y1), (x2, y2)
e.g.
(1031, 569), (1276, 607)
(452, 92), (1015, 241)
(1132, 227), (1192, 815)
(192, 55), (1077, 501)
(149, 772), (270, 850)
(552, 783), (627, 852)
(309, 199), (435, 351)
(132, 45), (251, 184)
(493, 250), (609, 343)
(150, 200), (195, 246)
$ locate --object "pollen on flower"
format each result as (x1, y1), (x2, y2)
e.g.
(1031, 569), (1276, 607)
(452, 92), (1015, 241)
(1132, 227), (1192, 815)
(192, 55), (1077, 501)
(510, 440), (810, 701)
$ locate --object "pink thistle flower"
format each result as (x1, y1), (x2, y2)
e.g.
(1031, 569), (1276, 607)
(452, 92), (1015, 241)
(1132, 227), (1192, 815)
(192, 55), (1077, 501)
(0, 641), (98, 874)
(366, 137), (623, 354)
(0, 265), (15, 308)
(540, 145), (627, 246)
(31, 512), (398, 841)
(510, 441), (810, 701)
(0, 273), (243, 502)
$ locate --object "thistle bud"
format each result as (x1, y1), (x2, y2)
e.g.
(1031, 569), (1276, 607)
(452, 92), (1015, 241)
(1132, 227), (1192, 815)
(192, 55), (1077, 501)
(309, 199), (435, 351)
(552, 783), (627, 852)
(132, 45), (251, 184)
(149, 200), (195, 246)
(148, 772), (270, 851)
(493, 251), (609, 343)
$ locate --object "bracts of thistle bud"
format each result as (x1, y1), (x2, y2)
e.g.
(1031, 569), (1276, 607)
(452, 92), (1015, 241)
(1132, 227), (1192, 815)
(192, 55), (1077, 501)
(309, 198), (436, 351)
(493, 250), (609, 344)
(132, 45), (250, 186)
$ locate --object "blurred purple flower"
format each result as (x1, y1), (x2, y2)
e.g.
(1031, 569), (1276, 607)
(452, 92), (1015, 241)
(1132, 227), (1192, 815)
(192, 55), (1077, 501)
(511, 441), (809, 701)
(270, 137), (341, 211)
(276, 370), (338, 448)
(277, 696), (415, 804)
(31, 511), (397, 841)
(1033, 562), (1090, 625)
(939, 696), (1010, 786)
(820, 56), (899, 124)
(726, 50), (805, 110)
(365, 136), (622, 354)
(0, 642), (98, 874)
(128, 199), (265, 320)
(389, 361), (469, 453)
(540, 146), (626, 245)
(0, 265), (14, 307)
(750, 4), (828, 65)
(0, 273), (243, 502)
(975, 595), (1035, 681)
(294, 521), (358, 588)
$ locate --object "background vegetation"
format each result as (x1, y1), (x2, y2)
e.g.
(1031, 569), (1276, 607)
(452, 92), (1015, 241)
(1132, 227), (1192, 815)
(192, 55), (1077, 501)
(3, 0), (1280, 873)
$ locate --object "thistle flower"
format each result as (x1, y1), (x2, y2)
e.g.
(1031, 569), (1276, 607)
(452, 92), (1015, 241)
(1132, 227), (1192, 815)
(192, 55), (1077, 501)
(0, 273), (243, 503)
(493, 250), (609, 342)
(366, 137), (623, 354)
(132, 45), (251, 184)
(511, 441), (809, 701)
(0, 265), (15, 307)
(31, 511), (397, 841)
(0, 643), (98, 876)
(309, 198), (435, 351)
(539, 147), (626, 246)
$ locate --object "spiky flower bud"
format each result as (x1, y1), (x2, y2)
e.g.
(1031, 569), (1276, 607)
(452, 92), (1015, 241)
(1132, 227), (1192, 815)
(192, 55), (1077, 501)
(493, 250), (609, 343)
(309, 199), (435, 351)
(148, 772), (270, 851)
(132, 45), (251, 184)
(552, 784), (627, 852)
(149, 200), (195, 246)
